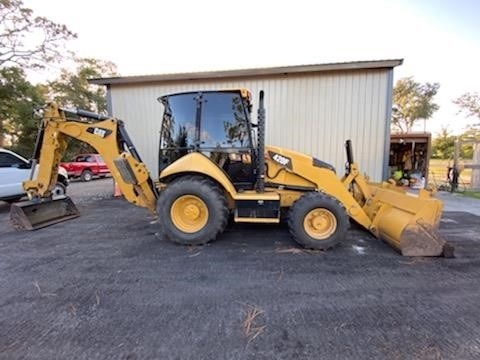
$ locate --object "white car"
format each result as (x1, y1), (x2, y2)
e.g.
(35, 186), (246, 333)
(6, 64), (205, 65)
(0, 148), (69, 202)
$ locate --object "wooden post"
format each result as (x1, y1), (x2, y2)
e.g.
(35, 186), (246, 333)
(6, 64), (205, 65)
(450, 139), (460, 192)
(472, 142), (480, 191)
(453, 138), (460, 170)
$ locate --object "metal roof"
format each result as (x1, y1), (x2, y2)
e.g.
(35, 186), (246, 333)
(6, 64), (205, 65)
(89, 59), (403, 86)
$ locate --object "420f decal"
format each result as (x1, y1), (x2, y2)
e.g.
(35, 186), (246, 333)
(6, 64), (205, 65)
(268, 151), (292, 169)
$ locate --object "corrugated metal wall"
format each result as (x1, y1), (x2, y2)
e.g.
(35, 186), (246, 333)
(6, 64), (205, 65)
(110, 69), (392, 181)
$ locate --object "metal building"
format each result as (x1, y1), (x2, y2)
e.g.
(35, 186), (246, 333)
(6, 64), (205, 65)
(90, 59), (402, 181)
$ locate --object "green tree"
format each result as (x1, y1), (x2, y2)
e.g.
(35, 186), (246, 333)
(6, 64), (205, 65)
(0, 0), (75, 149)
(48, 58), (117, 112)
(454, 92), (480, 148)
(454, 92), (480, 122)
(391, 77), (440, 133)
(459, 132), (475, 159)
(431, 128), (455, 159)
(431, 127), (477, 160)
(0, 0), (76, 69)
(454, 93), (480, 143)
(453, 92), (480, 189)
(0, 66), (46, 153)
(48, 58), (118, 158)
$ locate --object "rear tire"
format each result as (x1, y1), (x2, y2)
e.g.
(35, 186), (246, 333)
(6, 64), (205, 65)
(80, 170), (93, 182)
(157, 176), (228, 245)
(288, 192), (349, 250)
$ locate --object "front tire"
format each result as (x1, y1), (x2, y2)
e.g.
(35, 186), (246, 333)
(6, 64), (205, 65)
(81, 169), (93, 182)
(52, 182), (67, 198)
(157, 176), (228, 245)
(288, 192), (349, 250)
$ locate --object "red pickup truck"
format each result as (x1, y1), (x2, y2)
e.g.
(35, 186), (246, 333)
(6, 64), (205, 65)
(61, 153), (110, 181)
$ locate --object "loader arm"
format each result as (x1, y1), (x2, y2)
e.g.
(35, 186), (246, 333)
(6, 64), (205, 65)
(265, 145), (374, 230)
(11, 103), (158, 230)
(264, 143), (452, 257)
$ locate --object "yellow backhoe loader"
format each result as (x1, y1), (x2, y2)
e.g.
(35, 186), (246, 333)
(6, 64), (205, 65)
(10, 90), (453, 257)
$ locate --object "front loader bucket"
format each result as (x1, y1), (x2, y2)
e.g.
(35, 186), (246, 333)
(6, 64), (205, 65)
(10, 196), (80, 230)
(364, 185), (454, 257)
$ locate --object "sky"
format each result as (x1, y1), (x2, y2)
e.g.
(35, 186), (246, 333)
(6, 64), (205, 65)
(22, 0), (480, 135)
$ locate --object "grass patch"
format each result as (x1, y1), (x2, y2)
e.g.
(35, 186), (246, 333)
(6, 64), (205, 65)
(463, 190), (480, 199)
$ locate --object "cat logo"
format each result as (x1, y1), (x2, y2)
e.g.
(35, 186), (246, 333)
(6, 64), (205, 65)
(93, 128), (107, 137)
(269, 151), (292, 169)
(86, 127), (112, 138)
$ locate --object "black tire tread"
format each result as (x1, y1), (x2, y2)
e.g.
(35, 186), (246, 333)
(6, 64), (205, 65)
(288, 192), (349, 250)
(157, 175), (228, 245)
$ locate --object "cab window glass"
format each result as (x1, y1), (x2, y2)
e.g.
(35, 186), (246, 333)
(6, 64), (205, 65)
(160, 94), (196, 150)
(200, 93), (250, 149)
(159, 94), (197, 170)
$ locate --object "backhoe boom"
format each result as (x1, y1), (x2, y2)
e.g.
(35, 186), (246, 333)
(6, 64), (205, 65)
(11, 103), (158, 230)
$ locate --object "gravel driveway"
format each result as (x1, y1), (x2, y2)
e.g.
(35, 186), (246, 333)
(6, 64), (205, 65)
(0, 179), (479, 359)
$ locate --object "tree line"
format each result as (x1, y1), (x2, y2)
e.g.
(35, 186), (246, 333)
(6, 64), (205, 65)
(0, 0), (116, 159)
(392, 78), (479, 160)
(1, 0), (479, 161)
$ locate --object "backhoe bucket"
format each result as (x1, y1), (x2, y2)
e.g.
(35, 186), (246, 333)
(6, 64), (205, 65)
(364, 185), (453, 257)
(10, 196), (80, 230)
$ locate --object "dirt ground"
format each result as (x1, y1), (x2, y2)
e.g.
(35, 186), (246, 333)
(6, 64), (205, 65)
(1, 179), (480, 360)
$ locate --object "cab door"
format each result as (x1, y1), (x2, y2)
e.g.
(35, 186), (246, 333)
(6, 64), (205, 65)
(199, 92), (255, 189)
(158, 91), (256, 190)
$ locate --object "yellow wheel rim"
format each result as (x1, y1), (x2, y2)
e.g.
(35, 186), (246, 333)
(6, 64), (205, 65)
(303, 208), (337, 240)
(171, 195), (208, 233)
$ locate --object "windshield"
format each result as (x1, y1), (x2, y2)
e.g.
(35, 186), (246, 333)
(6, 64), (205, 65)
(158, 91), (252, 171)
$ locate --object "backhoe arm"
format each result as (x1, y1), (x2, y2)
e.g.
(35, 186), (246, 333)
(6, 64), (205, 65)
(23, 103), (158, 214)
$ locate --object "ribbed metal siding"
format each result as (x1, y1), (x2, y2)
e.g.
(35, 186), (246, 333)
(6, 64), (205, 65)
(110, 69), (390, 181)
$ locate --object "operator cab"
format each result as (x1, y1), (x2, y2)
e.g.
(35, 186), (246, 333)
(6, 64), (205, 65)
(158, 90), (256, 190)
